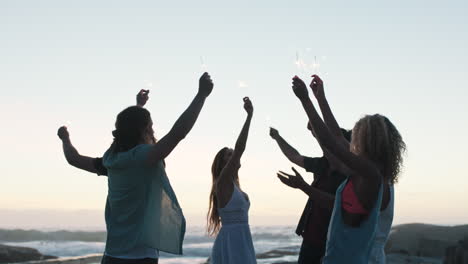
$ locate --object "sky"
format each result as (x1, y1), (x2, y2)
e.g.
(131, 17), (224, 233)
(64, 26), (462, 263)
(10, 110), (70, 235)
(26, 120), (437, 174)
(0, 0), (467, 229)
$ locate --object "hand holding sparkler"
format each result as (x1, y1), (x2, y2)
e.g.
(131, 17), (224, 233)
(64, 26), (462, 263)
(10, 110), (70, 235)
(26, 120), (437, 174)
(310, 74), (324, 99)
(57, 126), (70, 141)
(136, 89), (150, 107)
(243, 97), (253, 116)
(199, 72), (214, 98)
(292, 76), (309, 100)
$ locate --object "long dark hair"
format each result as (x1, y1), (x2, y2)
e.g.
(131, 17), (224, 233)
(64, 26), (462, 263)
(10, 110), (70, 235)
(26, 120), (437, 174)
(110, 106), (155, 153)
(207, 147), (232, 236)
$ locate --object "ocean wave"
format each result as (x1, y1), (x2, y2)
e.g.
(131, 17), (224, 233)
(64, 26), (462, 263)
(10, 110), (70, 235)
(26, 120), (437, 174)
(0, 229), (106, 242)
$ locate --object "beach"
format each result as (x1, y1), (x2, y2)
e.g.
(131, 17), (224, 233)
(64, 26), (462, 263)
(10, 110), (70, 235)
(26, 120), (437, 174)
(3, 224), (465, 264)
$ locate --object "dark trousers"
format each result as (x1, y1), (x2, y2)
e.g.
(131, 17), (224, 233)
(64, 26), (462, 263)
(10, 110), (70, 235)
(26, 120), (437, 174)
(101, 255), (158, 264)
(298, 240), (325, 264)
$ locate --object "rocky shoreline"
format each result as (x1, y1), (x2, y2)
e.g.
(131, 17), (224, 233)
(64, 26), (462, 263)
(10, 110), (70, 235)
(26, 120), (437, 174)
(0, 244), (56, 263)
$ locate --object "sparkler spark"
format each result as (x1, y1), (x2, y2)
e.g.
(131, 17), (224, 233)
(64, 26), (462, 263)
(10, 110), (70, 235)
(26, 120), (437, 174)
(238, 80), (248, 88)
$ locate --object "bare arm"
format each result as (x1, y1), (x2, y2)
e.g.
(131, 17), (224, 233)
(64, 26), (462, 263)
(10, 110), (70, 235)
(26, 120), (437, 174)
(145, 73), (214, 165)
(136, 89), (149, 107)
(219, 97), (253, 181)
(57, 126), (98, 174)
(270, 128), (304, 168)
(292, 76), (380, 181)
(310, 76), (349, 149)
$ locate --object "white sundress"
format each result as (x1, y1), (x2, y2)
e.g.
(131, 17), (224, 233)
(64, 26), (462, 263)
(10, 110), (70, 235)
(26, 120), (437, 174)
(211, 185), (257, 264)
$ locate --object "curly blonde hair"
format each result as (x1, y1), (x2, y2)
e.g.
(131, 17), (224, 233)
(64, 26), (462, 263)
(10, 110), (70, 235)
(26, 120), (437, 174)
(351, 114), (406, 184)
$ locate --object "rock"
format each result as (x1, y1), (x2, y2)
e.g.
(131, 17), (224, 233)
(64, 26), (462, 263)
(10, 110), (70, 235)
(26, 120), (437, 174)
(444, 237), (468, 264)
(386, 224), (468, 259)
(0, 244), (56, 263)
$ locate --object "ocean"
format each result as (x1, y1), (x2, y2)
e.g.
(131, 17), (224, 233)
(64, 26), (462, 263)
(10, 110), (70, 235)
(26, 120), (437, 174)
(0, 226), (301, 264)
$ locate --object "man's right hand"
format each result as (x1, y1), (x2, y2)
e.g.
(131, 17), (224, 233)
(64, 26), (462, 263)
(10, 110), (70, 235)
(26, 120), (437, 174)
(57, 126), (70, 141)
(198, 72), (214, 97)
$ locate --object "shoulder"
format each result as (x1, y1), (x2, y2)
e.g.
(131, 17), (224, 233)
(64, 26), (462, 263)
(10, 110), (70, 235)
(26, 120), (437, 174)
(103, 144), (155, 168)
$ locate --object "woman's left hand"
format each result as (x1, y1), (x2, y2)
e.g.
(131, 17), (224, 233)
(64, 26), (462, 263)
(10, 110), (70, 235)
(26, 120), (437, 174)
(243, 97), (253, 116)
(277, 167), (307, 189)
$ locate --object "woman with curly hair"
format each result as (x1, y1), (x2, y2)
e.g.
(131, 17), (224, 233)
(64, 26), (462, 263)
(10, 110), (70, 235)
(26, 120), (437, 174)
(279, 75), (405, 264)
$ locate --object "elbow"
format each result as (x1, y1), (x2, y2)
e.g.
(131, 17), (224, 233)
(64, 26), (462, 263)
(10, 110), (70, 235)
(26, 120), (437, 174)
(65, 156), (78, 167)
(175, 132), (187, 141)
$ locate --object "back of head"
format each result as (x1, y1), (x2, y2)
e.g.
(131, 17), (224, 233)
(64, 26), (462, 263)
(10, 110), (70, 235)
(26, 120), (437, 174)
(207, 147), (230, 236)
(352, 114), (406, 184)
(111, 106), (153, 153)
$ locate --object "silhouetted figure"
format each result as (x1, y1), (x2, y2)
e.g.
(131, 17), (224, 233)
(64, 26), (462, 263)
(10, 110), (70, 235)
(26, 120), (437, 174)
(58, 73), (214, 264)
(270, 125), (349, 264)
(278, 75), (405, 264)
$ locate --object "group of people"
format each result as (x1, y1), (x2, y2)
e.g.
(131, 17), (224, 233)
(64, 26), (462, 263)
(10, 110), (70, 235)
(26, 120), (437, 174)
(57, 72), (406, 264)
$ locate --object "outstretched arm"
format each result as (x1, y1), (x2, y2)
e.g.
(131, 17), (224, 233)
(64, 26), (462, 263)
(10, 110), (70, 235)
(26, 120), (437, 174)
(270, 128), (304, 168)
(145, 72), (214, 164)
(57, 126), (98, 174)
(291, 76), (380, 181)
(219, 97), (254, 180)
(277, 167), (335, 209)
(310, 75), (348, 147)
(57, 89), (151, 175)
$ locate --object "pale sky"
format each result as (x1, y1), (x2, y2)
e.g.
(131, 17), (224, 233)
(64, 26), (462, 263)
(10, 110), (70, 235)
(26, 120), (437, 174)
(1, 0), (467, 228)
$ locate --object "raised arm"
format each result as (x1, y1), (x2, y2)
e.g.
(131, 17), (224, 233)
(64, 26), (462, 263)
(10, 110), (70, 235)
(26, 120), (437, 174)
(57, 126), (98, 174)
(220, 97), (254, 179)
(291, 76), (380, 181)
(145, 72), (214, 164)
(310, 75), (349, 148)
(269, 127), (304, 168)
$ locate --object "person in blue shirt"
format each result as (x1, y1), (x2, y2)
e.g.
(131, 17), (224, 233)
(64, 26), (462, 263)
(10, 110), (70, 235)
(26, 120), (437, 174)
(57, 72), (214, 264)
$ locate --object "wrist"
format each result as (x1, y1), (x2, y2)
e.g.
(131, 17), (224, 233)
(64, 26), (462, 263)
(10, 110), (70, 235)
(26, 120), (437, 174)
(299, 95), (310, 102)
(62, 137), (71, 144)
(299, 181), (308, 192)
(196, 92), (208, 99)
(316, 93), (325, 101)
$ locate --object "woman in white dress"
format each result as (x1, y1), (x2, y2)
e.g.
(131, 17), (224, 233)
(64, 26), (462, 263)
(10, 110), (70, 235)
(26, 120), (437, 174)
(207, 97), (257, 264)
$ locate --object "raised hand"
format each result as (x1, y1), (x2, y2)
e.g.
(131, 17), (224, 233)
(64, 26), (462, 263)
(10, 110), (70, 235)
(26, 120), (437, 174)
(243, 97), (253, 116)
(57, 126), (70, 141)
(277, 167), (307, 189)
(136, 89), (150, 107)
(292, 76), (309, 100)
(199, 72), (214, 97)
(269, 127), (280, 140)
(310, 74), (324, 98)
